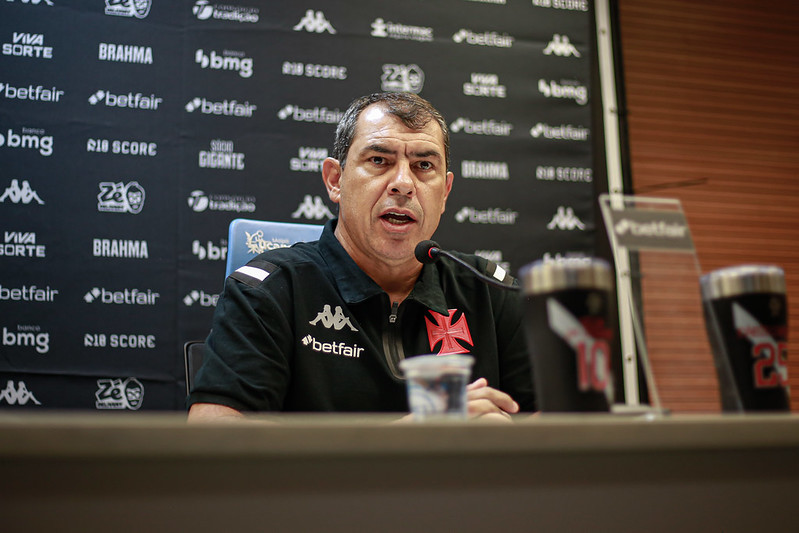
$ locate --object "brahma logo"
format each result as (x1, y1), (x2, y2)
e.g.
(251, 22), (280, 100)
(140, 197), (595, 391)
(92, 238), (149, 259)
(98, 42), (153, 64)
(105, 0), (151, 19)
(461, 160), (509, 180)
(95, 378), (144, 410)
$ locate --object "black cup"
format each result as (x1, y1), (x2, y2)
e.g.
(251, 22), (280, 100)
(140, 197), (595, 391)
(520, 259), (615, 412)
(700, 265), (790, 412)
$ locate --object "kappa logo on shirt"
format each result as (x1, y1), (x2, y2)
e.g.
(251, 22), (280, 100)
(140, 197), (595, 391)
(425, 309), (474, 355)
(309, 304), (358, 331)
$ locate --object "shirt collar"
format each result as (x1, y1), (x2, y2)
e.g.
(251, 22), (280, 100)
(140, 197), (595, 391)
(318, 219), (449, 315)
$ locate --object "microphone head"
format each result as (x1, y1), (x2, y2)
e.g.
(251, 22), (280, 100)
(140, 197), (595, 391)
(414, 240), (440, 264)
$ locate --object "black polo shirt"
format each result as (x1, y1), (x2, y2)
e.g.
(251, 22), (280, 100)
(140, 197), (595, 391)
(188, 220), (535, 413)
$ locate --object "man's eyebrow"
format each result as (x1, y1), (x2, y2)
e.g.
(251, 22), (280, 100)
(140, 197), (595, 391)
(360, 144), (442, 159)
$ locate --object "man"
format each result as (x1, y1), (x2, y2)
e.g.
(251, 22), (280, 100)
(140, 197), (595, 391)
(188, 92), (535, 421)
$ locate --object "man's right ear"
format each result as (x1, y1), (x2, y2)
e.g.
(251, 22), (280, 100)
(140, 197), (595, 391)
(321, 157), (342, 204)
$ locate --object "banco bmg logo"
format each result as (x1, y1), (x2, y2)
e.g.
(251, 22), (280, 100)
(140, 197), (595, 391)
(0, 127), (53, 156)
(195, 49), (253, 78)
(2, 325), (50, 354)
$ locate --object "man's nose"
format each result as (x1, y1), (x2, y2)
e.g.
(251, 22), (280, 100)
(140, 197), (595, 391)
(389, 160), (415, 196)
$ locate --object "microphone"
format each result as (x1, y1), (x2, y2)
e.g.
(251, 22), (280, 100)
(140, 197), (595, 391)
(414, 240), (519, 291)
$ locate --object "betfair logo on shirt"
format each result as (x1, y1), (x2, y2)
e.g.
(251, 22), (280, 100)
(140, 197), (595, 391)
(309, 305), (358, 331)
(301, 335), (363, 358)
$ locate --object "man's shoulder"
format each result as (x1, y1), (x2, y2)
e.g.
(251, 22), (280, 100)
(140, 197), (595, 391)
(228, 241), (326, 289)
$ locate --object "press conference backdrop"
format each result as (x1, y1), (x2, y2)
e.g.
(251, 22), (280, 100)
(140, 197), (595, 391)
(0, 0), (603, 410)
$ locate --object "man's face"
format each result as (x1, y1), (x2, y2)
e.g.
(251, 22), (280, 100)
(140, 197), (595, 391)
(323, 104), (453, 269)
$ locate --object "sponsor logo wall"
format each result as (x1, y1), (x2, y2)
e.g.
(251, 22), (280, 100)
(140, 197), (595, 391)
(0, 0), (598, 410)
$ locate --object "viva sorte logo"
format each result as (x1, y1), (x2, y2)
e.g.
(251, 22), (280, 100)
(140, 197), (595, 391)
(97, 181), (145, 214)
(95, 378), (144, 410)
(2, 32), (53, 59)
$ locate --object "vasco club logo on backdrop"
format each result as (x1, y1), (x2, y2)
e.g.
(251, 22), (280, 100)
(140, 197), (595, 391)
(0, 179), (45, 205)
(530, 122), (590, 141)
(199, 139), (245, 170)
(463, 73), (506, 98)
(1, 231), (46, 258)
(192, 1), (259, 23)
(455, 207), (519, 225)
(98, 42), (153, 64)
(88, 89), (163, 110)
(449, 117), (513, 136)
(2, 325), (50, 354)
(381, 64), (424, 94)
(543, 34), (581, 57)
(277, 104), (343, 124)
(532, 0), (589, 11)
(187, 190), (256, 213)
(105, 0), (151, 19)
(0, 127), (53, 156)
(243, 231), (291, 255)
(83, 287), (160, 305)
(87, 138), (157, 157)
(97, 181), (145, 214)
(92, 238), (149, 259)
(185, 97), (257, 118)
(293, 10), (336, 34)
(538, 79), (588, 105)
(0, 82), (64, 103)
(290, 146), (327, 173)
(194, 49), (253, 78)
(371, 18), (433, 42)
(2, 32), (53, 59)
(95, 378), (144, 410)
(452, 28), (514, 48)
(547, 206), (586, 230)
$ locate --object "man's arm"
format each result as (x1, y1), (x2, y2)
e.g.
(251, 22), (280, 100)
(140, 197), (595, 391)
(187, 402), (245, 422)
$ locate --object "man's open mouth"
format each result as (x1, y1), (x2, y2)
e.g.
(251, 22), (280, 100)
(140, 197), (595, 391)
(381, 211), (415, 225)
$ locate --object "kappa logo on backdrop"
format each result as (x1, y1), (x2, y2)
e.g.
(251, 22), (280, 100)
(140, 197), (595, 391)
(0, 127), (53, 156)
(105, 0), (151, 19)
(192, 1), (259, 23)
(0, 82), (64, 102)
(95, 378), (144, 410)
(291, 195), (335, 221)
(543, 34), (581, 57)
(1, 231), (46, 258)
(97, 181), (145, 214)
(547, 206), (585, 230)
(425, 309), (473, 355)
(1, 32), (53, 59)
(5, 0), (54, 5)
(0, 179), (44, 204)
(0, 381), (42, 406)
(309, 305), (358, 332)
(2, 325), (50, 354)
(381, 64), (424, 93)
(293, 10), (336, 34)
